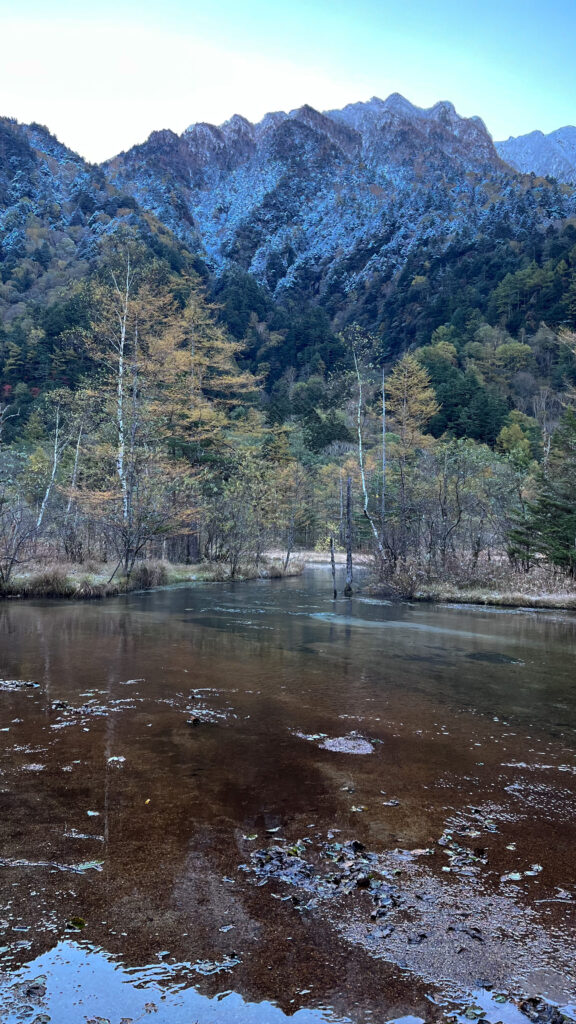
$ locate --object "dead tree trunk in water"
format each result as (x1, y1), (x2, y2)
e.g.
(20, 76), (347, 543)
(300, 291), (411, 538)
(330, 536), (337, 599)
(344, 475), (353, 596)
(339, 471), (345, 545)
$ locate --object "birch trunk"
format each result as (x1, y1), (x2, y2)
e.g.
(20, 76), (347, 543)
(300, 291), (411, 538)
(352, 345), (386, 561)
(65, 421), (83, 518)
(344, 475), (353, 596)
(381, 365), (386, 545)
(330, 535), (337, 599)
(37, 406), (63, 530)
(111, 258), (132, 527)
(339, 471), (345, 545)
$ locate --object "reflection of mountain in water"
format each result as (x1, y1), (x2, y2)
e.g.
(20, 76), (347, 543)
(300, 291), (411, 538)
(0, 571), (575, 1017)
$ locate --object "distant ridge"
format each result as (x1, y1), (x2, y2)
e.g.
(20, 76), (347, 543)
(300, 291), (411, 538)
(103, 92), (518, 299)
(496, 126), (576, 183)
(2, 93), (575, 330)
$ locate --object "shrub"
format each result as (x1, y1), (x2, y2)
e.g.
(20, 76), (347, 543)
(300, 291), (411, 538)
(129, 560), (169, 590)
(265, 558), (305, 578)
(76, 578), (120, 599)
(25, 567), (75, 597)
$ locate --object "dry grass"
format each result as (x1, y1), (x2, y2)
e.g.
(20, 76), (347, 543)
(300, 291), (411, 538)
(1, 559), (174, 599)
(416, 587), (576, 610)
(127, 560), (170, 590)
(260, 557), (306, 579)
(75, 578), (121, 599)
(376, 560), (576, 610)
(1, 555), (306, 600)
(23, 567), (77, 598)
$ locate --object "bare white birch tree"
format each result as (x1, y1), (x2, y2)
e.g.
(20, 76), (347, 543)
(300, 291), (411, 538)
(36, 402), (69, 530)
(351, 335), (386, 561)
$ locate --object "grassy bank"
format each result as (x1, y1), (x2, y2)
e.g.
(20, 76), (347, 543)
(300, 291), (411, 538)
(290, 551), (576, 610)
(413, 585), (576, 610)
(375, 561), (576, 611)
(0, 557), (305, 599)
(4, 553), (575, 611)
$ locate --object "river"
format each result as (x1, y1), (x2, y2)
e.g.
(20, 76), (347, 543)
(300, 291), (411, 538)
(1, 567), (575, 1023)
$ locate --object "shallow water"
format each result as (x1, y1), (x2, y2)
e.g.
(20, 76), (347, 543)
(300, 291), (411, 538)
(1, 567), (575, 1023)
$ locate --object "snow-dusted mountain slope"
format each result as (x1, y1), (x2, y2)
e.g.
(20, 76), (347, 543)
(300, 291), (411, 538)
(496, 127), (576, 183)
(0, 116), (188, 322)
(103, 95), (574, 300)
(2, 97), (575, 320)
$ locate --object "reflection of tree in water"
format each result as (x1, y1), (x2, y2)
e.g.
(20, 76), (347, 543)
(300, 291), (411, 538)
(1, 580), (576, 1017)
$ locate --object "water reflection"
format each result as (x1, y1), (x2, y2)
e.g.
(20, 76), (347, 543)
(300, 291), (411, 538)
(3, 941), (355, 1023)
(1, 568), (575, 1020)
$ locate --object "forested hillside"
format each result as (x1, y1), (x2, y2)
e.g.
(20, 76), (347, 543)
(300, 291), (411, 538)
(1, 102), (576, 595)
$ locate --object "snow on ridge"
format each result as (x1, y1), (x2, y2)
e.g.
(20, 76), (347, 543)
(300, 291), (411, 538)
(496, 125), (576, 183)
(181, 94), (483, 146)
(101, 95), (575, 302)
(325, 93), (481, 131)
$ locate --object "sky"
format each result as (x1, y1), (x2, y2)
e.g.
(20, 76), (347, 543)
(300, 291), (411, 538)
(1, 0), (575, 163)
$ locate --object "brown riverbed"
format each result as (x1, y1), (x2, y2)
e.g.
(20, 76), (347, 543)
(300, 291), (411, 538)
(0, 568), (575, 1024)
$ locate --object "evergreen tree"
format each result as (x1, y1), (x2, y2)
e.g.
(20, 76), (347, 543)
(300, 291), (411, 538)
(509, 410), (576, 576)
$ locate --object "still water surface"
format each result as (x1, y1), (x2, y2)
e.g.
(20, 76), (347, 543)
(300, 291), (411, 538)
(1, 568), (575, 1023)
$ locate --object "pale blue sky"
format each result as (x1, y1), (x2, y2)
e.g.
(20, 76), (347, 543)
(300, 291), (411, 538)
(2, 0), (575, 162)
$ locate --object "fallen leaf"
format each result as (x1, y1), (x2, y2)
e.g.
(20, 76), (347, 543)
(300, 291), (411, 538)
(66, 916), (86, 930)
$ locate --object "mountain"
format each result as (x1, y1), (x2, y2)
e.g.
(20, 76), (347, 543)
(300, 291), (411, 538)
(0, 115), (202, 319)
(496, 126), (576, 183)
(0, 116), (139, 323)
(103, 95), (575, 310)
(0, 115), (206, 405)
(3, 97), (575, 332)
(0, 116), (115, 316)
(2, 99), (576, 460)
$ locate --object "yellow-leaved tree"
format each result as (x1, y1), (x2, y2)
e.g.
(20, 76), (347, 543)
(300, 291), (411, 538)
(80, 233), (259, 576)
(386, 353), (439, 561)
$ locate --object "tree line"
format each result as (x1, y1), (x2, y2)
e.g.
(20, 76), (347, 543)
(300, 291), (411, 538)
(1, 230), (575, 592)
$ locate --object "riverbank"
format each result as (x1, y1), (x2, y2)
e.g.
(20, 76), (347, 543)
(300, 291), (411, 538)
(0, 556), (305, 599)
(3, 552), (575, 611)
(294, 552), (576, 610)
(377, 561), (573, 606)
(407, 562), (576, 610)
(413, 584), (576, 609)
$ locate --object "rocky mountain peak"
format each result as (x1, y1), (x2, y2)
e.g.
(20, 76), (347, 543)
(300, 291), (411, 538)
(256, 111), (289, 135)
(97, 94), (573, 302)
(382, 92), (420, 118)
(145, 128), (180, 147)
(221, 114), (255, 137)
(427, 99), (458, 123)
(1, 99), (575, 353)
(496, 125), (576, 182)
